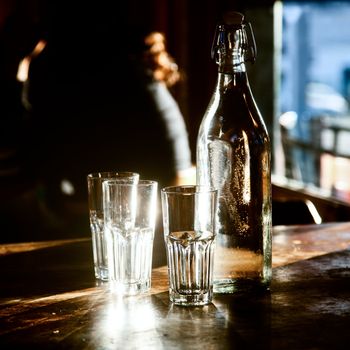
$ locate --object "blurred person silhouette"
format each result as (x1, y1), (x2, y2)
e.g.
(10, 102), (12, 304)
(23, 32), (192, 197)
(126, 30), (194, 186)
(1, 2), (194, 256)
(23, 14), (193, 248)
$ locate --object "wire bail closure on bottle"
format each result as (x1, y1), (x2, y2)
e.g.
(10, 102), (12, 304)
(211, 12), (257, 65)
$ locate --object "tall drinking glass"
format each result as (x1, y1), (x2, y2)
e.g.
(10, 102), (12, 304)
(161, 185), (218, 306)
(87, 172), (139, 281)
(103, 180), (158, 295)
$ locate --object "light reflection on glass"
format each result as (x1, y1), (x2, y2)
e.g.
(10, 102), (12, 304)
(242, 131), (251, 204)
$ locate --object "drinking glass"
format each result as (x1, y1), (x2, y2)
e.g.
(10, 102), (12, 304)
(103, 180), (158, 295)
(161, 185), (218, 306)
(87, 171), (139, 280)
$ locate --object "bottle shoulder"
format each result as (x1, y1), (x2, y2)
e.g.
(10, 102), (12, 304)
(199, 91), (269, 140)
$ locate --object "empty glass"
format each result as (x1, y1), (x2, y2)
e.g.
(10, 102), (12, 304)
(161, 185), (218, 306)
(103, 180), (158, 295)
(87, 172), (139, 280)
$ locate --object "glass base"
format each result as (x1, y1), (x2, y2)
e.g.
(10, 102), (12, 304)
(109, 279), (151, 296)
(170, 289), (213, 306)
(214, 278), (270, 294)
(95, 266), (109, 281)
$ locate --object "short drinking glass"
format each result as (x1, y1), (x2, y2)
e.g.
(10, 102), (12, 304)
(103, 180), (158, 295)
(87, 171), (139, 281)
(161, 185), (218, 306)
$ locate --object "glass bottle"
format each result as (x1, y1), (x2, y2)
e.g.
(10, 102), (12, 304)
(196, 11), (272, 293)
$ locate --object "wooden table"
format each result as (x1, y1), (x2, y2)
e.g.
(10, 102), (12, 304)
(1, 223), (350, 349)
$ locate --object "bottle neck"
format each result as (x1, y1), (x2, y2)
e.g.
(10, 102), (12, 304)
(218, 51), (247, 74)
(217, 57), (249, 89)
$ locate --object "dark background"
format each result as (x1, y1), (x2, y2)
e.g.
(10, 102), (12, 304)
(0, 0), (275, 242)
(0, 0), (275, 155)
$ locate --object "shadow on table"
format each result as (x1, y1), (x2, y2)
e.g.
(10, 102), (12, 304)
(0, 240), (96, 299)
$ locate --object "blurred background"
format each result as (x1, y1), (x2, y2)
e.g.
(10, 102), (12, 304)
(1, 0), (350, 243)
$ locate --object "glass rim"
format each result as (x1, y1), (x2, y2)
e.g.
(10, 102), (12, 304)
(87, 171), (139, 179)
(161, 185), (217, 194)
(102, 179), (158, 187)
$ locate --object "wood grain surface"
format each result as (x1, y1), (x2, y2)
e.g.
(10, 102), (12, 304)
(0, 223), (350, 349)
